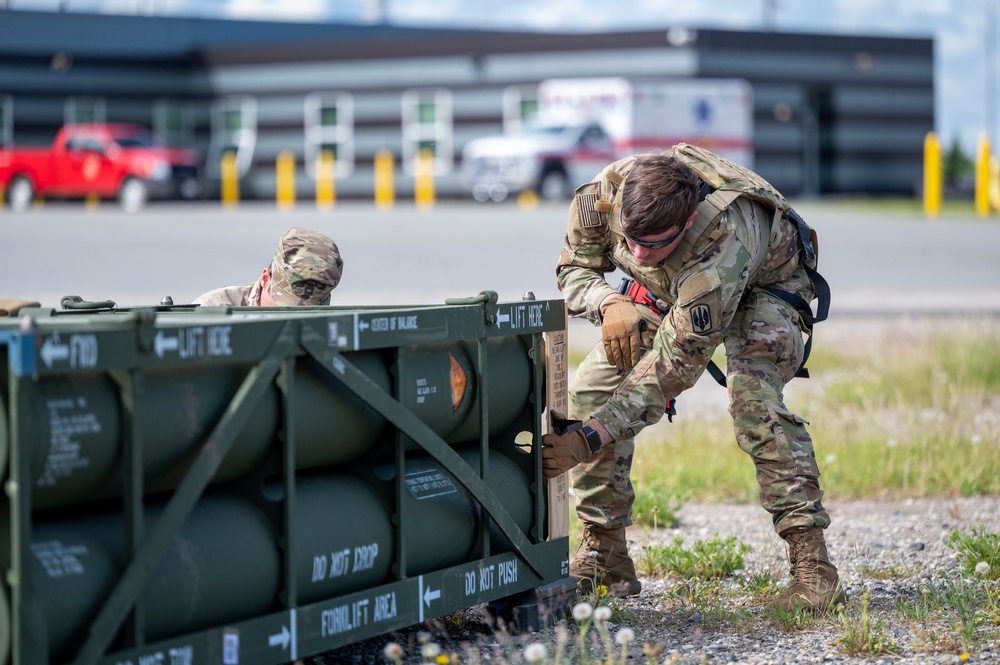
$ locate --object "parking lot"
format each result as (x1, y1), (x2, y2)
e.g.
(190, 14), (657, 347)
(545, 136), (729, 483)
(3, 199), (1000, 319)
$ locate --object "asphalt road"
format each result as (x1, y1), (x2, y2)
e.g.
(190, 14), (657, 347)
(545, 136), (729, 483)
(3, 199), (1000, 318)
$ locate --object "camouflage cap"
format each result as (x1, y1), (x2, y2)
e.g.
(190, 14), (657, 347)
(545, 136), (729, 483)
(269, 227), (343, 306)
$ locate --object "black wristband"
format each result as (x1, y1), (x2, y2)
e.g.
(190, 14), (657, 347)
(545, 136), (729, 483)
(581, 425), (603, 453)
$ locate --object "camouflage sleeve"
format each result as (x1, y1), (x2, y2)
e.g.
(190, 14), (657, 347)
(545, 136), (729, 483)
(193, 284), (252, 307)
(590, 228), (753, 441)
(555, 181), (620, 325)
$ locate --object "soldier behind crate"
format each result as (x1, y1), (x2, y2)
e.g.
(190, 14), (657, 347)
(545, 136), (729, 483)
(195, 227), (343, 307)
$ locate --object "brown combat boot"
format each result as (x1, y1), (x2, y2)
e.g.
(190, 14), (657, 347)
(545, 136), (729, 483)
(570, 523), (641, 598)
(768, 526), (847, 612)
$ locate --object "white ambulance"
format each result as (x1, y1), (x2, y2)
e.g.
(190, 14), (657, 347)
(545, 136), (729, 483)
(461, 77), (753, 201)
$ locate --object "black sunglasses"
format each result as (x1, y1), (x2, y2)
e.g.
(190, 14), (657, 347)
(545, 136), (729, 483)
(619, 207), (687, 249)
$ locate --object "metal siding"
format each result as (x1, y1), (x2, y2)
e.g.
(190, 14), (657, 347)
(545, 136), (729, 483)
(480, 48), (697, 81)
(209, 57), (480, 94)
(0, 64), (193, 96)
(833, 86), (933, 117)
(833, 158), (921, 193)
(754, 121), (804, 151)
(698, 50), (932, 85)
(832, 122), (930, 151)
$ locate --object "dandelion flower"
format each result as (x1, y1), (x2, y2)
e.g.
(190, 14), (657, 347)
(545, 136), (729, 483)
(594, 606), (612, 622)
(595, 584), (609, 598)
(615, 627), (635, 645)
(420, 642), (441, 659)
(960, 654), (970, 662)
(572, 602), (594, 621)
(523, 642), (547, 663)
(382, 642), (404, 662)
(434, 655), (449, 665)
(417, 631), (432, 645)
(587, 550), (600, 559)
(975, 561), (991, 577)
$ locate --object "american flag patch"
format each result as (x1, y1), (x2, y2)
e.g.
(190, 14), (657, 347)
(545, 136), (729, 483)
(577, 193), (605, 229)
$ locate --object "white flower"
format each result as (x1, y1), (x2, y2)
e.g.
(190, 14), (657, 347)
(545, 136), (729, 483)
(417, 631), (432, 644)
(615, 627), (635, 645)
(587, 550), (600, 559)
(420, 642), (441, 659)
(594, 605), (612, 622)
(523, 642), (547, 663)
(572, 602), (594, 621)
(382, 642), (404, 661)
(975, 561), (992, 576)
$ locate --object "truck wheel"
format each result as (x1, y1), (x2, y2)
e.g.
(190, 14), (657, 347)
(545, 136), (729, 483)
(119, 178), (147, 213)
(538, 170), (569, 200)
(7, 175), (34, 212)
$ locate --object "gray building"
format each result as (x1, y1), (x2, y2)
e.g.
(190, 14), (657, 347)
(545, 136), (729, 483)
(0, 9), (933, 199)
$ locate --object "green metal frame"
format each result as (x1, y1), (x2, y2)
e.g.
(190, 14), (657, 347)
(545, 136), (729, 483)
(1, 293), (569, 665)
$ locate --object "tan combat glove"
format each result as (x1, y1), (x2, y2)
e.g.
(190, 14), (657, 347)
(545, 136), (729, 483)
(541, 411), (599, 478)
(600, 293), (643, 372)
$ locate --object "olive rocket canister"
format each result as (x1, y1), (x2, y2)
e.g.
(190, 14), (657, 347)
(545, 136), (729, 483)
(14, 448), (531, 659)
(5, 338), (530, 511)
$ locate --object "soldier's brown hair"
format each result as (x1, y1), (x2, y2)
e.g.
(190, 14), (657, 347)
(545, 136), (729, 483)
(620, 154), (701, 237)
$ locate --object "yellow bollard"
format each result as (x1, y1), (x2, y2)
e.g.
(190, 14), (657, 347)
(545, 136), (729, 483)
(517, 189), (539, 210)
(374, 149), (395, 209)
(414, 148), (435, 209)
(922, 132), (941, 218)
(989, 156), (1000, 214)
(85, 193), (100, 211)
(221, 151), (239, 208)
(276, 150), (296, 210)
(315, 149), (336, 210)
(975, 136), (991, 218)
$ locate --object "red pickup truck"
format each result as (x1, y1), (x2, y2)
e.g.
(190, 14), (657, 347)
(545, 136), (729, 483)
(0, 123), (200, 212)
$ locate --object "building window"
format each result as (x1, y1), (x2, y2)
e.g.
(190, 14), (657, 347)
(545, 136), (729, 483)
(207, 96), (257, 177)
(0, 96), (11, 148)
(153, 99), (194, 148)
(65, 96), (106, 124)
(502, 85), (540, 133)
(304, 92), (354, 178)
(401, 88), (452, 176)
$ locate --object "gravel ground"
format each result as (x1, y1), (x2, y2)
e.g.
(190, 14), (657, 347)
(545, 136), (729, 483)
(311, 496), (1000, 665)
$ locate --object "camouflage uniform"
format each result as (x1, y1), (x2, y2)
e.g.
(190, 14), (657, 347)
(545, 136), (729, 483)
(194, 227), (344, 307)
(558, 145), (829, 537)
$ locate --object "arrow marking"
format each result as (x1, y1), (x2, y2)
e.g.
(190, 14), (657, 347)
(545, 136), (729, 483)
(423, 585), (441, 608)
(154, 330), (179, 359)
(268, 625), (290, 651)
(40, 334), (69, 368)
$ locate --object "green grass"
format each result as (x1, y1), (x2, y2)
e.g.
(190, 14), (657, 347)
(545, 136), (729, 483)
(628, 319), (1000, 501)
(948, 525), (1000, 581)
(836, 591), (901, 656)
(791, 196), (994, 218)
(639, 534), (750, 580)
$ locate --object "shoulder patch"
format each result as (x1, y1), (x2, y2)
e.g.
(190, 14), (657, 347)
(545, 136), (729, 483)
(677, 270), (722, 335)
(575, 182), (608, 234)
(689, 304), (713, 334)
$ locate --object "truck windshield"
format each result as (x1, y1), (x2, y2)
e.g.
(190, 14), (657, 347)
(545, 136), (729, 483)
(523, 125), (569, 136)
(114, 132), (162, 148)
